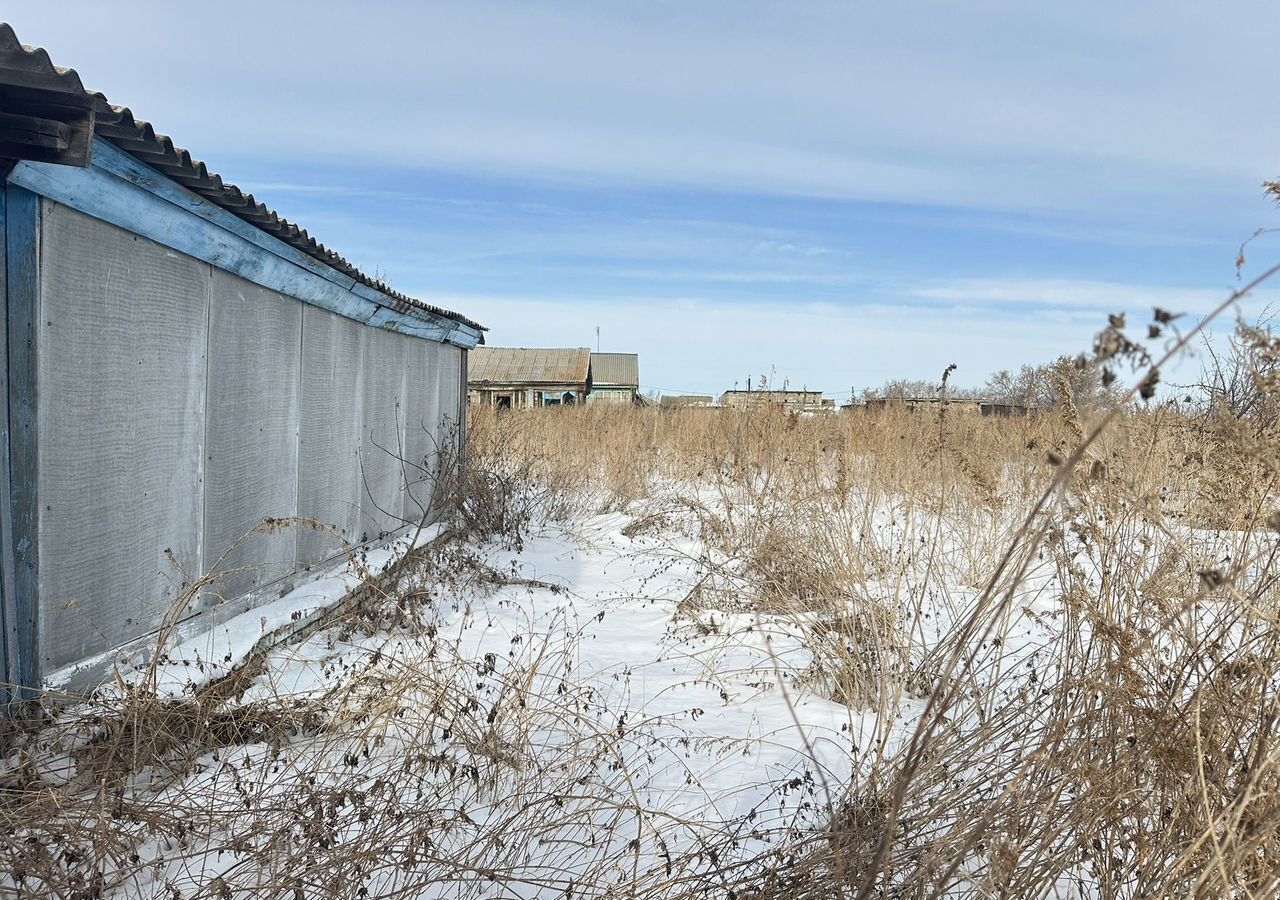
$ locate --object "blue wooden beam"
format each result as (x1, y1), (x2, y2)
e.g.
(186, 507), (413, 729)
(7, 139), (483, 350)
(3, 184), (40, 696)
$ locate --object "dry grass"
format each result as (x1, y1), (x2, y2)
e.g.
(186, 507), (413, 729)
(455, 351), (1280, 898)
(0, 529), (767, 898)
(5, 312), (1280, 898)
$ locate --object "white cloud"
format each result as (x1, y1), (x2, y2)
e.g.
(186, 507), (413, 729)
(911, 278), (1215, 312)
(7, 1), (1278, 221)
(909, 276), (1280, 318)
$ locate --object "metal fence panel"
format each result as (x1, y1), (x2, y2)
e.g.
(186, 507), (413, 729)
(359, 326), (407, 542)
(435, 342), (462, 477)
(297, 306), (365, 565)
(202, 268), (302, 604)
(24, 200), (466, 683)
(36, 202), (209, 671)
(401, 339), (438, 525)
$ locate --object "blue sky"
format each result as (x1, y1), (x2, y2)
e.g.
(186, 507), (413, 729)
(9, 1), (1280, 397)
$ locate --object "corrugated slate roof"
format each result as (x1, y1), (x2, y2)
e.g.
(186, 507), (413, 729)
(0, 24), (484, 335)
(589, 353), (639, 388)
(469, 347), (591, 385)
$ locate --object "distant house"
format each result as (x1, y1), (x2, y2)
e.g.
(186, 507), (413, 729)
(980, 401), (1031, 417)
(864, 397), (981, 413)
(719, 390), (827, 412)
(587, 353), (640, 405)
(468, 347), (592, 409)
(660, 394), (714, 409)
(862, 397), (1030, 417)
(468, 348), (644, 409)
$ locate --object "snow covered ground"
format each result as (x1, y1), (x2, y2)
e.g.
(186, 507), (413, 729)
(9, 509), (891, 898)
(218, 512), (870, 896)
(12, 488), (1249, 898)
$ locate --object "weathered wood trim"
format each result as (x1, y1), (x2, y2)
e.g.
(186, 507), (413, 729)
(0, 107), (95, 168)
(3, 184), (39, 694)
(6, 139), (483, 349)
(0, 181), (10, 702)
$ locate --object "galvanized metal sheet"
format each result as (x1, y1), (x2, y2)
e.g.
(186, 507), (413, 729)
(437, 345), (462, 439)
(297, 305), (365, 565)
(23, 204), (469, 680)
(402, 342), (463, 524)
(359, 327), (408, 542)
(401, 338), (435, 526)
(36, 202), (208, 671)
(438, 345), (462, 481)
(202, 268), (302, 603)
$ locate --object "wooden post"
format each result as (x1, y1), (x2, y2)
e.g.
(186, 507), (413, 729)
(3, 184), (39, 696)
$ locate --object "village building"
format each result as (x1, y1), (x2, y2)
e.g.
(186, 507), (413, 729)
(467, 347), (644, 409)
(468, 347), (592, 409)
(718, 389), (830, 412)
(0, 27), (484, 692)
(587, 352), (640, 405)
(660, 394), (714, 408)
(862, 397), (1031, 417)
(863, 397), (982, 414)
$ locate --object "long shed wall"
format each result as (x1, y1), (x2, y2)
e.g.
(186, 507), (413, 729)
(33, 201), (462, 676)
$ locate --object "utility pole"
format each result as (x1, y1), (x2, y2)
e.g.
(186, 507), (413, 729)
(595, 326), (600, 353)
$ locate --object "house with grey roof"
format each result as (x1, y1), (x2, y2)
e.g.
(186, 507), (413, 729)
(468, 347), (592, 409)
(587, 353), (640, 405)
(0, 25), (484, 692)
(467, 348), (642, 409)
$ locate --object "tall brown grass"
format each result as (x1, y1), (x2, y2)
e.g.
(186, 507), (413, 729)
(458, 383), (1280, 899)
(5, 321), (1280, 898)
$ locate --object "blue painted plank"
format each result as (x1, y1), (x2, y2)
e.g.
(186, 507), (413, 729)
(93, 141), (479, 348)
(367, 306), (457, 342)
(45, 140), (483, 349)
(89, 141), (368, 294)
(4, 185), (40, 695)
(8, 156), (393, 326)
